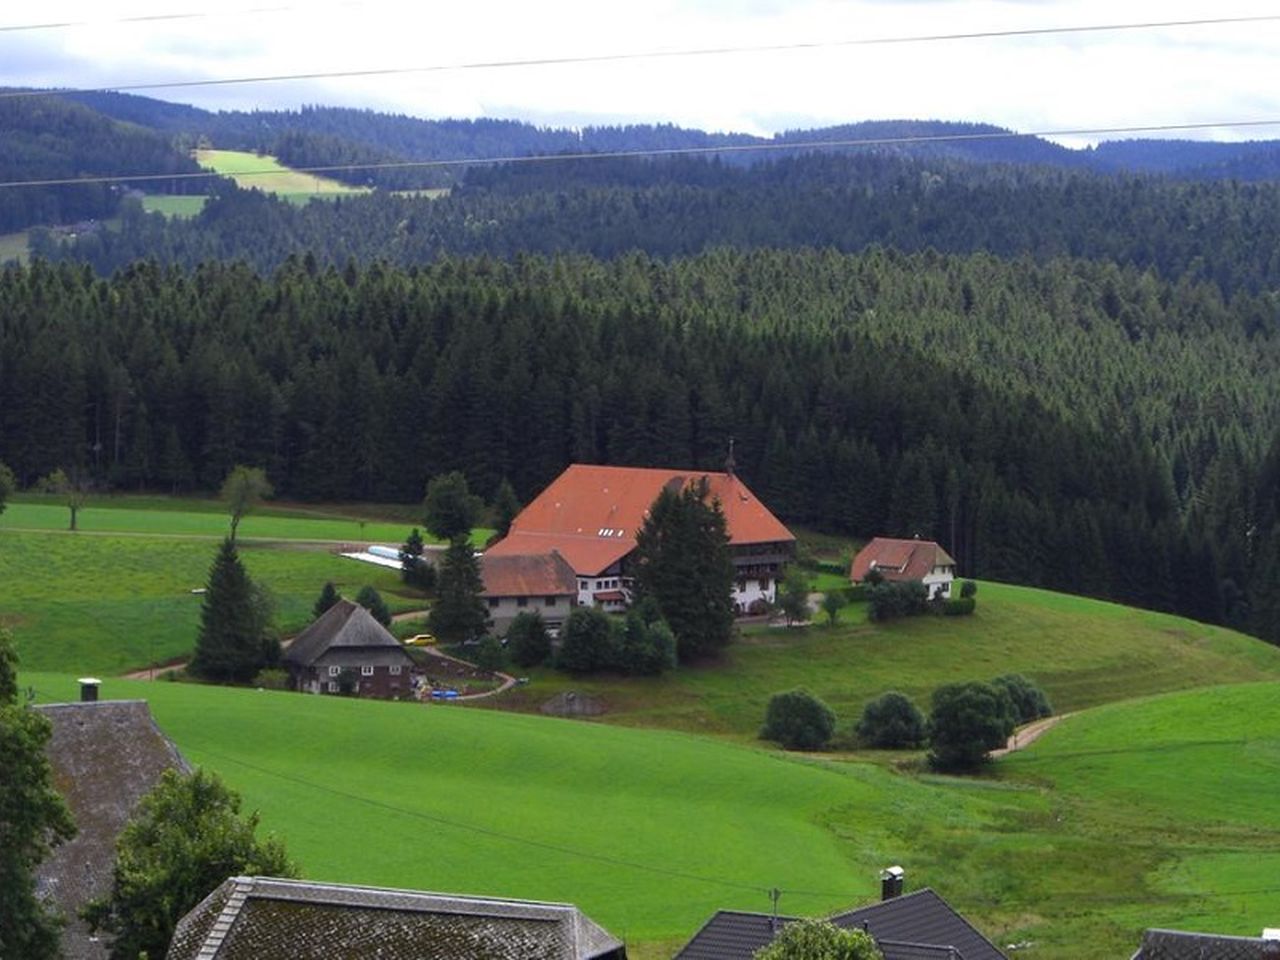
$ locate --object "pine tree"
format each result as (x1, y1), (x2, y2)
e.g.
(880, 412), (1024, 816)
(492, 478), (521, 540)
(354, 585), (392, 627)
(190, 539), (271, 683)
(312, 581), (341, 619)
(428, 536), (489, 644)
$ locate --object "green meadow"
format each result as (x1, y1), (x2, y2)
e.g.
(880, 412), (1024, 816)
(194, 149), (370, 203)
(140, 194), (209, 217)
(16, 674), (1280, 959)
(0, 229), (28, 263)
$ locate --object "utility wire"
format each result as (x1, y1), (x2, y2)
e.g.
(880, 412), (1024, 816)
(4, 117), (1280, 190)
(1, 14), (1277, 99)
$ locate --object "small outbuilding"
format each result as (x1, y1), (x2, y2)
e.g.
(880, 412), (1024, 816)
(850, 537), (958, 600)
(284, 598), (415, 698)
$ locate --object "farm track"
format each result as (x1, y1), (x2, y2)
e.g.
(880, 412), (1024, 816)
(991, 713), (1069, 758)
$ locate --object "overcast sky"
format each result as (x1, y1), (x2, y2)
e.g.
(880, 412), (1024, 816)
(4, 0), (1280, 147)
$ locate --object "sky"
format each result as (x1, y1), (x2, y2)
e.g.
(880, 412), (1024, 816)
(3, 0), (1280, 147)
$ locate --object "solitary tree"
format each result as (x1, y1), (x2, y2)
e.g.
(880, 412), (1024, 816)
(777, 567), (812, 625)
(753, 918), (882, 959)
(219, 465), (273, 542)
(83, 768), (296, 960)
(927, 681), (1016, 772)
(0, 460), (15, 517)
(354, 585), (393, 628)
(312, 581), (341, 619)
(37, 466), (89, 532)
(554, 607), (618, 675)
(632, 479), (735, 662)
(507, 611), (552, 668)
(0, 629), (77, 960)
(761, 689), (836, 751)
(422, 471), (483, 542)
(190, 538), (275, 683)
(428, 536), (488, 644)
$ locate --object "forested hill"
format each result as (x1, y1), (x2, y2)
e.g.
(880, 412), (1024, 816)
(2, 251), (1279, 641)
(40, 151), (1280, 298)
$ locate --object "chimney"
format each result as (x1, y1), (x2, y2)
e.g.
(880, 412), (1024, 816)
(880, 865), (905, 901)
(78, 678), (101, 703)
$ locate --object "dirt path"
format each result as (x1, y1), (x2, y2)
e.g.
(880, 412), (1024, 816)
(414, 646), (518, 701)
(990, 713), (1069, 758)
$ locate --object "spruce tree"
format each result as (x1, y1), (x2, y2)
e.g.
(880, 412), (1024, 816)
(633, 479), (735, 662)
(312, 581), (341, 619)
(354, 585), (392, 627)
(190, 539), (269, 683)
(492, 478), (521, 539)
(428, 536), (489, 644)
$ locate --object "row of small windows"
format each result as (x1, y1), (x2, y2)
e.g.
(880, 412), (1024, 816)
(490, 596), (561, 608)
(327, 664), (402, 677)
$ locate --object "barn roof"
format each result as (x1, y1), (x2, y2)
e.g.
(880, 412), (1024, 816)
(1133, 929), (1280, 959)
(36, 700), (189, 960)
(283, 598), (411, 667)
(481, 551), (578, 598)
(486, 464), (794, 576)
(850, 538), (957, 584)
(165, 876), (627, 960)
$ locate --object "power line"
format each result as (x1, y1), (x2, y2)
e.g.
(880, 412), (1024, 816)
(4, 117), (1280, 191)
(1, 14), (1277, 99)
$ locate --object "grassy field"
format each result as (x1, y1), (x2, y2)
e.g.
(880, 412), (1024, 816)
(16, 674), (1279, 958)
(141, 195), (209, 217)
(195, 149), (370, 203)
(492, 581), (1280, 740)
(0, 229), (28, 263)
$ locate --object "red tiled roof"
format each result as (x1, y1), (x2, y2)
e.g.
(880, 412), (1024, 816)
(481, 551), (578, 598)
(486, 464), (794, 576)
(850, 537), (957, 583)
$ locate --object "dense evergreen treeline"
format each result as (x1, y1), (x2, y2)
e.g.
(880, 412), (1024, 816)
(35, 151), (1280, 299)
(0, 94), (205, 233)
(2, 250), (1278, 639)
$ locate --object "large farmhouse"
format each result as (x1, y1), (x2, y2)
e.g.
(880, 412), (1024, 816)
(284, 599), (416, 698)
(485, 464), (795, 613)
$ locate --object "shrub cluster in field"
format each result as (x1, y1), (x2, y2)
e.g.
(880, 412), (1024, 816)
(761, 671), (1051, 771)
(866, 579), (978, 622)
(510, 605), (677, 678)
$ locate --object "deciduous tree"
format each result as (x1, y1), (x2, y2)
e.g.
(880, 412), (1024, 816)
(927, 681), (1016, 772)
(83, 768), (295, 960)
(507, 611), (552, 668)
(422, 472), (482, 542)
(219, 465), (273, 542)
(37, 467), (89, 532)
(760, 689), (836, 751)
(753, 918), (882, 959)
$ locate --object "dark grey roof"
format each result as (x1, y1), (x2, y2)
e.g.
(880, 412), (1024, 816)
(833, 889), (1005, 960)
(675, 890), (1005, 960)
(35, 700), (189, 960)
(1134, 929), (1280, 959)
(166, 876), (626, 960)
(284, 598), (409, 667)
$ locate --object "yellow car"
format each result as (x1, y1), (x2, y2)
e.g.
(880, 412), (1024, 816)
(403, 633), (437, 647)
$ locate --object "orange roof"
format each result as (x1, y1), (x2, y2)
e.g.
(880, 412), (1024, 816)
(850, 537), (957, 583)
(486, 464), (794, 576)
(481, 551), (578, 598)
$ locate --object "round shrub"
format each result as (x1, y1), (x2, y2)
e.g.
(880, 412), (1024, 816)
(507, 611), (552, 668)
(991, 673), (1052, 724)
(761, 689), (836, 751)
(471, 634), (507, 673)
(960, 579), (978, 599)
(856, 691), (926, 748)
(927, 681), (1015, 772)
(554, 607), (618, 675)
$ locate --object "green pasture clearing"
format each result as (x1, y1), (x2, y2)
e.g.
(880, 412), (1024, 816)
(0, 230), (28, 263)
(17, 675), (1280, 958)
(195, 149), (370, 203)
(0, 531), (419, 673)
(494, 581), (1280, 739)
(141, 194), (208, 217)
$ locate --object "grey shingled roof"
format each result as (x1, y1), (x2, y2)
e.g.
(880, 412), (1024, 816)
(166, 876), (627, 960)
(35, 700), (189, 960)
(675, 889), (1005, 960)
(1134, 929), (1280, 959)
(284, 598), (410, 667)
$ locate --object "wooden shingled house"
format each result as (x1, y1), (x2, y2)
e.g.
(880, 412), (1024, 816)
(283, 598), (416, 698)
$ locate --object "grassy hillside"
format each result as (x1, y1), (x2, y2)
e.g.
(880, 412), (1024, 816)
(141, 195), (208, 217)
(494, 582), (1280, 739)
(0, 230), (27, 263)
(194, 149), (369, 202)
(17, 674), (1280, 958)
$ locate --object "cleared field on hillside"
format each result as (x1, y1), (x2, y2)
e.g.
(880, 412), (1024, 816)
(18, 674), (1279, 958)
(494, 581), (1280, 739)
(141, 194), (208, 217)
(0, 230), (28, 263)
(195, 149), (370, 202)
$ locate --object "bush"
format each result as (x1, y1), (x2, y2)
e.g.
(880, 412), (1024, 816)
(760, 689), (836, 751)
(617, 611), (677, 676)
(866, 580), (928, 622)
(507, 611), (552, 668)
(927, 681), (1016, 771)
(844, 584), (869, 603)
(942, 597), (976, 616)
(554, 607), (618, 675)
(960, 579), (978, 599)
(471, 634), (507, 673)
(253, 668), (291, 690)
(991, 674), (1052, 724)
(856, 691), (926, 748)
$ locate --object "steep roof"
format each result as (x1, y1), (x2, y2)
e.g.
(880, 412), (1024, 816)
(486, 464), (794, 575)
(482, 551), (578, 598)
(1133, 929), (1280, 959)
(36, 700), (189, 960)
(850, 538), (957, 584)
(166, 876), (627, 960)
(675, 889), (1006, 960)
(284, 598), (410, 667)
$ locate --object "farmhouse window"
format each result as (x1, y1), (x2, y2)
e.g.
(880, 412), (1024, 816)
(488, 597), (500, 608)
(327, 682), (338, 693)
(328, 665), (341, 677)
(390, 665), (402, 675)
(517, 597), (528, 607)
(361, 665), (374, 676)
(545, 596), (556, 606)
